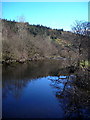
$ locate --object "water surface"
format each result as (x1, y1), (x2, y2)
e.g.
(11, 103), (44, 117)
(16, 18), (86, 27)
(2, 60), (90, 119)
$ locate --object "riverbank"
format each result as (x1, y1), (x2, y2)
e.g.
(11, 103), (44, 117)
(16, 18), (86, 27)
(2, 19), (88, 66)
(1, 56), (67, 64)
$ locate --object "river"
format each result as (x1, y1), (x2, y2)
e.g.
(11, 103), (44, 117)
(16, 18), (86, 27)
(2, 60), (90, 119)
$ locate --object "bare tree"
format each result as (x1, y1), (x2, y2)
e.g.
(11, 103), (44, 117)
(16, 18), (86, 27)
(71, 20), (90, 67)
(17, 15), (26, 23)
(72, 20), (90, 36)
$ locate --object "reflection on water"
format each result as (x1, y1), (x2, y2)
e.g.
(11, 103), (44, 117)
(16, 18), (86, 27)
(48, 75), (90, 119)
(2, 60), (90, 119)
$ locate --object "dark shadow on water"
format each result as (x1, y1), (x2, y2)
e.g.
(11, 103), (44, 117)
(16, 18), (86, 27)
(2, 60), (90, 119)
(48, 75), (90, 119)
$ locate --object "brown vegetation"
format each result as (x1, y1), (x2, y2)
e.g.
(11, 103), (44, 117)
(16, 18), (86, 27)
(1, 19), (88, 65)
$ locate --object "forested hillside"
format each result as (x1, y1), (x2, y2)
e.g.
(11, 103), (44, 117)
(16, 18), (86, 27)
(1, 19), (88, 64)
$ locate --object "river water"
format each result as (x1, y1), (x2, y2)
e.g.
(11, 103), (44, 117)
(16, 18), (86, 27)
(2, 60), (90, 119)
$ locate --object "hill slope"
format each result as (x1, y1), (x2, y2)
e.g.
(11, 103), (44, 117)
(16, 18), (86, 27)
(1, 19), (88, 64)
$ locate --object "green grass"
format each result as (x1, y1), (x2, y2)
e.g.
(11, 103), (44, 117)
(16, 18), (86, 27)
(80, 60), (90, 68)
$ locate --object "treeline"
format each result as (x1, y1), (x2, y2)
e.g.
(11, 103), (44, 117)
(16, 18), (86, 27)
(2, 19), (63, 37)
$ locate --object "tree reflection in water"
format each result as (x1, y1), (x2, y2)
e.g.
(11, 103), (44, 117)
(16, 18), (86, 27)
(2, 60), (90, 119)
(2, 60), (65, 99)
(48, 74), (90, 119)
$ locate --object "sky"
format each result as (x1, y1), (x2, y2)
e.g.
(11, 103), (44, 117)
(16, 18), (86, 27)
(2, 2), (88, 31)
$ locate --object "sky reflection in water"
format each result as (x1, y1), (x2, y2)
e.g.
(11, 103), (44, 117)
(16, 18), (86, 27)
(2, 61), (90, 119)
